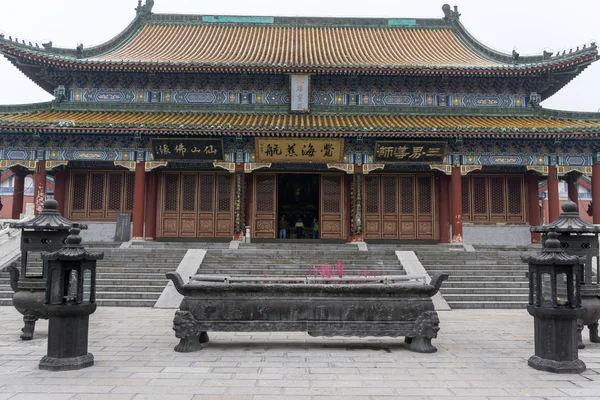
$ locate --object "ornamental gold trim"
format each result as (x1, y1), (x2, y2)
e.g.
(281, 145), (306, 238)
(362, 164), (385, 174)
(114, 161), (136, 171)
(145, 161), (169, 172)
(213, 162), (236, 173)
(460, 165), (483, 175)
(0, 160), (36, 170)
(526, 166), (549, 175)
(557, 166), (592, 176)
(430, 164), (452, 175)
(244, 163), (271, 173)
(46, 161), (69, 170)
(327, 163), (354, 174)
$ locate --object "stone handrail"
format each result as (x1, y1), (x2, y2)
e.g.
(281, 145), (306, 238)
(0, 216), (33, 269)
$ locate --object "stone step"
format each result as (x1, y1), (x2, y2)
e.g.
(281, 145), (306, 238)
(96, 299), (157, 307)
(96, 292), (162, 300)
(443, 294), (529, 302)
(432, 270), (527, 276)
(441, 287), (529, 295)
(446, 275), (527, 282)
(443, 281), (529, 288)
(422, 264), (527, 269)
(95, 285), (164, 293)
(448, 301), (528, 309)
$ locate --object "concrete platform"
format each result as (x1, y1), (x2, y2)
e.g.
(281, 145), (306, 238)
(0, 306), (598, 399)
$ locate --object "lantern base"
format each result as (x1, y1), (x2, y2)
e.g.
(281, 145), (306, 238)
(528, 355), (586, 374)
(39, 353), (94, 371)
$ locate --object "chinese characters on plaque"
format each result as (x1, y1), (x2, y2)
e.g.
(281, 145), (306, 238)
(151, 139), (224, 161)
(374, 141), (446, 163)
(290, 74), (310, 113)
(256, 138), (344, 163)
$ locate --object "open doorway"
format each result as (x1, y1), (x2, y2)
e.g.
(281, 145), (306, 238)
(277, 173), (319, 239)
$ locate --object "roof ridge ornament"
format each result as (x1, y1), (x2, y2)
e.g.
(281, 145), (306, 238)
(136, 0), (155, 18)
(442, 4), (461, 23)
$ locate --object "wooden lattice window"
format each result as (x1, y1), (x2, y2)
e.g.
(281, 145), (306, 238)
(199, 174), (215, 212)
(462, 174), (525, 223)
(400, 176), (414, 214)
(364, 176), (379, 214)
(68, 170), (135, 220)
(255, 175), (275, 213)
(217, 174), (233, 212)
(418, 176), (432, 214)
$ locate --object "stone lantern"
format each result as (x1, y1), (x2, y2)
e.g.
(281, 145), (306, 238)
(39, 223), (103, 371)
(531, 201), (600, 348)
(7, 199), (86, 340)
(522, 230), (586, 374)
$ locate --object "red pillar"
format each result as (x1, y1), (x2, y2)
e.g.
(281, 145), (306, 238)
(451, 166), (463, 243)
(33, 160), (47, 216)
(567, 176), (579, 210)
(439, 174), (450, 243)
(11, 171), (25, 219)
(144, 170), (158, 240)
(53, 168), (68, 216)
(547, 166), (560, 222)
(132, 162), (146, 240)
(593, 163), (600, 224)
(526, 174), (541, 243)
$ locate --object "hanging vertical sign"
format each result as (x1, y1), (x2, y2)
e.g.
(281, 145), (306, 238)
(290, 74), (310, 113)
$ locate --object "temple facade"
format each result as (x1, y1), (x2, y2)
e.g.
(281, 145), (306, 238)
(1, 2), (599, 245)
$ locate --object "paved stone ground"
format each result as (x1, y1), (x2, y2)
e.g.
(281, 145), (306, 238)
(0, 307), (599, 400)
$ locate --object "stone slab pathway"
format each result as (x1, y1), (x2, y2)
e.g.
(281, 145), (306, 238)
(0, 306), (598, 399)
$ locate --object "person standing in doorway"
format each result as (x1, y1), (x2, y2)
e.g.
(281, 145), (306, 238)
(312, 217), (319, 239)
(279, 215), (288, 239)
(295, 218), (304, 239)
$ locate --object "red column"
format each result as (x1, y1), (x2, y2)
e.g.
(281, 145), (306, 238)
(144, 170), (158, 240)
(33, 160), (47, 215)
(547, 166), (560, 222)
(451, 166), (463, 243)
(132, 162), (146, 240)
(53, 168), (68, 216)
(11, 171), (25, 219)
(439, 174), (450, 243)
(526, 174), (541, 243)
(593, 163), (600, 224)
(567, 176), (579, 210)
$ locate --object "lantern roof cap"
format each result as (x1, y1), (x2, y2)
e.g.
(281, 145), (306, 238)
(9, 199), (87, 231)
(522, 230), (585, 265)
(41, 224), (104, 261)
(530, 201), (600, 234)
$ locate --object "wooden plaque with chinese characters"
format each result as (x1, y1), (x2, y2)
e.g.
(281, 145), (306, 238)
(151, 138), (224, 161)
(255, 138), (344, 163)
(290, 74), (310, 113)
(374, 141), (446, 163)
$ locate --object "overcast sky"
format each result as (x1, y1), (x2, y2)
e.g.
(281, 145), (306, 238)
(0, 0), (599, 111)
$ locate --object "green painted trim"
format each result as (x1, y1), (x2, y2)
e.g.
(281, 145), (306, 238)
(388, 19), (417, 26)
(202, 16), (274, 24)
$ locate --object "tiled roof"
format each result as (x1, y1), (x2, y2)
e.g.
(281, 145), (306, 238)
(90, 24), (497, 69)
(1, 110), (599, 136)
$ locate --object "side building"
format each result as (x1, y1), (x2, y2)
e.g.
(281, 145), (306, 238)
(1, 2), (599, 245)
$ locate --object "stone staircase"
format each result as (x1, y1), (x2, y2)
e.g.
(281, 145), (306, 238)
(413, 245), (534, 309)
(199, 243), (405, 277)
(0, 248), (185, 307)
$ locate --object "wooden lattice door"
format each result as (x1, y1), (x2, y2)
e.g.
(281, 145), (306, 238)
(253, 174), (277, 238)
(320, 174), (344, 239)
(159, 172), (234, 238)
(363, 174), (435, 240)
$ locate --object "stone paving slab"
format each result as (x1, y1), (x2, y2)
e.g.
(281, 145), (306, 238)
(0, 306), (598, 399)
